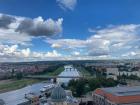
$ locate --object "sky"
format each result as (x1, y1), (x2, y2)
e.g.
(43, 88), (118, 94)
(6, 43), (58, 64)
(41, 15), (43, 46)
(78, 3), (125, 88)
(0, 0), (140, 62)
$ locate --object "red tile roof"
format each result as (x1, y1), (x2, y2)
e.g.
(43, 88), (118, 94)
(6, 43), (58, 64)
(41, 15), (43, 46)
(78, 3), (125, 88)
(93, 88), (140, 104)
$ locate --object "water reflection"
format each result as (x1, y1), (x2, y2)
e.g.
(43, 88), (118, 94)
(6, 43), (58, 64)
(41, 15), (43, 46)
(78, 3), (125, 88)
(0, 83), (47, 105)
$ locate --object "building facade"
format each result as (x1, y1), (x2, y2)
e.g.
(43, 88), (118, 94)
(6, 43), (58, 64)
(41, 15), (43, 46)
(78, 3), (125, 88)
(106, 68), (119, 80)
(92, 86), (140, 105)
(106, 67), (140, 80)
(51, 85), (78, 105)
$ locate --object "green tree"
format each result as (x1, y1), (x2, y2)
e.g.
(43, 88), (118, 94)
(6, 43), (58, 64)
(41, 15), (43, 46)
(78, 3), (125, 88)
(11, 69), (15, 77)
(88, 78), (101, 91)
(75, 79), (86, 97)
(68, 79), (77, 96)
(16, 72), (23, 80)
(103, 78), (118, 87)
(68, 79), (78, 87)
(128, 74), (139, 80)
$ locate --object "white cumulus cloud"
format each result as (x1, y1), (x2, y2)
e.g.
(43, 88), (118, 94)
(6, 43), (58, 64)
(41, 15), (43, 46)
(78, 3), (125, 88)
(0, 44), (62, 62)
(46, 24), (140, 59)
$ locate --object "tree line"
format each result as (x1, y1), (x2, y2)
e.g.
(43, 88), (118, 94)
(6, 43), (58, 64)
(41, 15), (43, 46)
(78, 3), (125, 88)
(63, 77), (119, 97)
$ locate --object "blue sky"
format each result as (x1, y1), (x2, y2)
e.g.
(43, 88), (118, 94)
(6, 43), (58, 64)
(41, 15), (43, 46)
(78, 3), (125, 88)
(0, 0), (140, 61)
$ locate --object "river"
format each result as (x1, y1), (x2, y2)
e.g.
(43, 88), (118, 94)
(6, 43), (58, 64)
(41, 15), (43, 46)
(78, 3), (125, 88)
(0, 82), (48, 105)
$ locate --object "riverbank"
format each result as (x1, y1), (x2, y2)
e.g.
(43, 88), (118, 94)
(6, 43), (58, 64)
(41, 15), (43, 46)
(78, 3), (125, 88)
(0, 82), (48, 105)
(35, 66), (64, 76)
(0, 79), (41, 93)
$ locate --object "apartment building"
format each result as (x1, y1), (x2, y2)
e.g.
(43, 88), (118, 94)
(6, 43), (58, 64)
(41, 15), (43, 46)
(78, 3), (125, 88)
(106, 67), (140, 80)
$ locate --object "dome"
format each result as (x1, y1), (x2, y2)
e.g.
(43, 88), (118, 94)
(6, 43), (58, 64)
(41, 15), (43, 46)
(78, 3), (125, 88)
(51, 85), (66, 102)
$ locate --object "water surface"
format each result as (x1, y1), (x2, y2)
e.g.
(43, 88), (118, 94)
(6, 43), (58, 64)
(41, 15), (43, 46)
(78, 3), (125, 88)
(0, 83), (47, 105)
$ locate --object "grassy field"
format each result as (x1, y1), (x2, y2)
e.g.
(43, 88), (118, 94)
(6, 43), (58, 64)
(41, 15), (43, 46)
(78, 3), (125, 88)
(76, 66), (91, 76)
(39, 66), (64, 76)
(35, 66), (91, 77)
(48, 66), (64, 76)
(0, 79), (40, 93)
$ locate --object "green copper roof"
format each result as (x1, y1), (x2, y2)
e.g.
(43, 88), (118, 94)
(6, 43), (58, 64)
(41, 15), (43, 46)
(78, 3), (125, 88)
(51, 85), (66, 102)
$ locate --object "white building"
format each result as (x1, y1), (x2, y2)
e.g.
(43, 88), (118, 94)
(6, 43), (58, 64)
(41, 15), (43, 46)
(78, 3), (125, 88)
(106, 67), (140, 80)
(119, 71), (140, 77)
(106, 68), (119, 80)
(57, 65), (80, 85)
(106, 68), (119, 75)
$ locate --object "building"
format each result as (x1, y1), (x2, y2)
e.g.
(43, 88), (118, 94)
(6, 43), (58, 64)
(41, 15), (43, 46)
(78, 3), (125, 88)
(51, 85), (67, 105)
(50, 85), (78, 105)
(25, 93), (40, 105)
(57, 65), (80, 85)
(93, 86), (140, 105)
(119, 70), (140, 77)
(106, 67), (140, 80)
(106, 68), (119, 80)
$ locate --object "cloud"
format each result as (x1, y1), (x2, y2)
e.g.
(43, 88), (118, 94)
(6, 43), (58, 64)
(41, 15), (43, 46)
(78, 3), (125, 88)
(88, 26), (101, 33)
(88, 50), (109, 56)
(122, 51), (140, 58)
(0, 14), (16, 29)
(0, 44), (62, 62)
(72, 51), (80, 56)
(46, 35), (111, 57)
(0, 13), (64, 62)
(21, 48), (31, 57)
(57, 0), (77, 10)
(0, 13), (63, 45)
(46, 24), (140, 58)
(0, 43), (111, 62)
(0, 44), (31, 58)
(47, 39), (87, 49)
(0, 16), (140, 61)
(16, 17), (63, 37)
(0, 28), (32, 45)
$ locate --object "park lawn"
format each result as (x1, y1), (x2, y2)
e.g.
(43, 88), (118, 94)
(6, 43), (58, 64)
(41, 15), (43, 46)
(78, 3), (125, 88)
(43, 66), (91, 76)
(48, 66), (64, 76)
(0, 79), (40, 93)
(77, 67), (91, 76)
(35, 66), (90, 77)
(41, 66), (64, 76)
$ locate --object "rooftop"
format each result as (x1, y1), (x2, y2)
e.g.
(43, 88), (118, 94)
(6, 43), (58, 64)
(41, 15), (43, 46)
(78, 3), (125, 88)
(102, 86), (140, 96)
(94, 86), (140, 104)
(51, 85), (66, 102)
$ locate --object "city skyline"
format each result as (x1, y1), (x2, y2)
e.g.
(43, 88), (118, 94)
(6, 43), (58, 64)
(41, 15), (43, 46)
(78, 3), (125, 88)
(0, 0), (140, 62)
